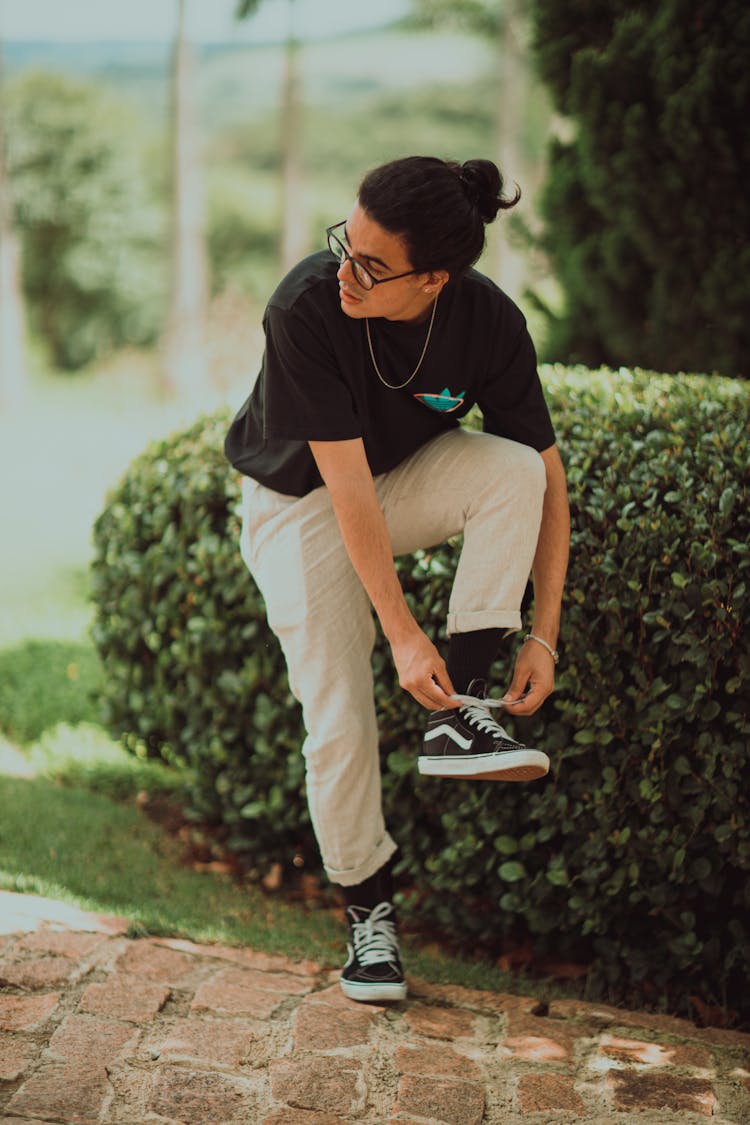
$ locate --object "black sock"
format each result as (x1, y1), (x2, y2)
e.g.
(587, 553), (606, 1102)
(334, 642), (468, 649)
(446, 628), (503, 695)
(343, 853), (396, 911)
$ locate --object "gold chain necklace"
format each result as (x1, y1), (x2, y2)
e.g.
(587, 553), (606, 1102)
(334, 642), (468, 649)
(365, 294), (439, 390)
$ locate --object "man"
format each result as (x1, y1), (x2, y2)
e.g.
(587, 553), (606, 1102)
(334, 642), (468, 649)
(226, 156), (569, 1002)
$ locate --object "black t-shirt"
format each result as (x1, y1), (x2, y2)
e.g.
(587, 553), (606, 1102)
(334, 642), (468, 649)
(225, 251), (555, 496)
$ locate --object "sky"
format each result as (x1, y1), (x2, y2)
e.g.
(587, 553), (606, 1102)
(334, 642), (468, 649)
(0, 0), (412, 43)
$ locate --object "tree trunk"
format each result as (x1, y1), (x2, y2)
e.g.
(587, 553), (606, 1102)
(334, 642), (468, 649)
(162, 0), (209, 396)
(279, 0), (306, 273)
(0, 35), (27, 410)
(489, 0), (527, 300)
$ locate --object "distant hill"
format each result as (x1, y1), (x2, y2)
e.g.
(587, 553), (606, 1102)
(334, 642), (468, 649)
(5, 40), (171, 77)
(3, 31), (492, 129)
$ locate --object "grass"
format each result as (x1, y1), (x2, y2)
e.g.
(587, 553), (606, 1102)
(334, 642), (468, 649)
(0, 361), (561, 1000)
(0, 727), (542, 994)
(0, 771), (345, 963)
(0, 640), (103, 743)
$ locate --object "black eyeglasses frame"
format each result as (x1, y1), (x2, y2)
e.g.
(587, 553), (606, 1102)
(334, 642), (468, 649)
(325, 221), (422, 291)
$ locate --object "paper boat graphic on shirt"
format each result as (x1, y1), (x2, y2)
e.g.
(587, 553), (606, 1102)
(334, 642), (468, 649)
(414, 387), (466, 412)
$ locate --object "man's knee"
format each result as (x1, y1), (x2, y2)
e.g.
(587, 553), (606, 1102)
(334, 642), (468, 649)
(301, 709), (379, 782)
(479, 436), (546, 507)
(518, 443), (547, 501)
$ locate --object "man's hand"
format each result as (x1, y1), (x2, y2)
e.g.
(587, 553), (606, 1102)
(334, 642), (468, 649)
(391, 626), (460, 711)
(502, 639), (556, 716)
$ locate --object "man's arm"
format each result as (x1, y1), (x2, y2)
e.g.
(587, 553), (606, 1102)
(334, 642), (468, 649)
(309, 438), (458, 711)
(503, 443), (570, 715)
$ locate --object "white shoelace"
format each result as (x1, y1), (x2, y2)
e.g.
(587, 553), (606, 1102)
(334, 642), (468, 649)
(350, 902), (400, 966)
(450, 693), (516, 741)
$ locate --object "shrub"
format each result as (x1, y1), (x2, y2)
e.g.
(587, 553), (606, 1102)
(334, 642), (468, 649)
(29, 722), (181, 804)
(91, 368), (750, 1017)
(91, 413), (315, 866)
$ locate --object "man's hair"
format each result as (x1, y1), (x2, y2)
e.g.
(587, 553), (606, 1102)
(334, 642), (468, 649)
(358, 156), (520, 278)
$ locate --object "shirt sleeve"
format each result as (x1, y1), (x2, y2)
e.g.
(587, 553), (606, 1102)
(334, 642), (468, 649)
(263, 299), (362, 442)
(477, 316), (556, 452)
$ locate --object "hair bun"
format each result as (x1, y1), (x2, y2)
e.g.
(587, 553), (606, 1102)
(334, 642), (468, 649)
(459, 159), (520, 223)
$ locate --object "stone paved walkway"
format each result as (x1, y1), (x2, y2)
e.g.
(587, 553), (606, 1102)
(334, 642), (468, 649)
(1, 891), (748, 1125)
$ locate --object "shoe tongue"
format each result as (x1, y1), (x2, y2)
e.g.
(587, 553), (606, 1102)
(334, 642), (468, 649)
(346, 905), (371, 922)
(346, 902), (395, 924)
(465, 677), (488, 699)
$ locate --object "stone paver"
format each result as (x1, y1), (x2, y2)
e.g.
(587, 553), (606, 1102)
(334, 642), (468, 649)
(5, 1015), (137, 1124)
(404, 1001), (478, 1041)
(0, 992), (61, 1032)
(271, 1055), (367, 1116)
(0, 954), (85, 990)
(395, 1042), (484, 1080)
(294, 995), (379, 1050)
(516, 1071), (586, 1114)
(147, 1066), (259, 1122)
(394, 1073), (486, 1124)
(113, 937), (199, 985)
(607, 1071), (718, 1116)
(0, 1037), (38, 1082)
(1, 891), (749, 1124)
(79, 972), (171, 1023)
(155, 1015), (256, 1068)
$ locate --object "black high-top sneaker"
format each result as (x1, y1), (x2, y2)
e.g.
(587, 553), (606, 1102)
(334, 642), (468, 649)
(419, 678), (550, 781)
(340, 901), (407, 1002)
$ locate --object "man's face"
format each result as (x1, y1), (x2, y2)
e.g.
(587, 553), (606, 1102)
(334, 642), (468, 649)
(335, 202), (439, 324)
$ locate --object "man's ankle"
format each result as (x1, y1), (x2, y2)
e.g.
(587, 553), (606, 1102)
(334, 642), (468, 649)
(446, 628), (502, 694)
(342, 853), (397, 911)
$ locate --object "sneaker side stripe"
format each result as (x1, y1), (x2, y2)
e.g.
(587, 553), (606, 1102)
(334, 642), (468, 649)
(424, 724), (473, 750)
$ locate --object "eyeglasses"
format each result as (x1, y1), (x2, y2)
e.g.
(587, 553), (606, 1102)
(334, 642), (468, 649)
(325, 221), (421, 291)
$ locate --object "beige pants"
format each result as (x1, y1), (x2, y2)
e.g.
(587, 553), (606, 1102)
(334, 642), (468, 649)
(240, 429), (546, 886)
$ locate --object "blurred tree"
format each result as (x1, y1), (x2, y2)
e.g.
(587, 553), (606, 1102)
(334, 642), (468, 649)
(409, 0), (536, 299)
(162, 0), (210, 395)
(4, 72), (163, 371)
(203, 84), (499, 304)
(531, 0), (750, 376)
(0, 33), (27, 409)
(236, 0), (307, 271)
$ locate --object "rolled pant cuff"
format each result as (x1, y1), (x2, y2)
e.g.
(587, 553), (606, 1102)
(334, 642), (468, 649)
(447, 610), (521, 636)
(324, 833), (398, 888)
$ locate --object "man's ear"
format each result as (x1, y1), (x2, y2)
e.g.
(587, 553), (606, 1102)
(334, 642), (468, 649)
(423, 269), (450, 294)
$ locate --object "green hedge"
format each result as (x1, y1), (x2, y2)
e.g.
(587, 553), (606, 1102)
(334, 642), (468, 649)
(91, 367), (750, 1017)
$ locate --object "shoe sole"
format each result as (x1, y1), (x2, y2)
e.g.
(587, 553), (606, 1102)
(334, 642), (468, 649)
(418, 749), (550, 781)
(340, 978), (408, 1003)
